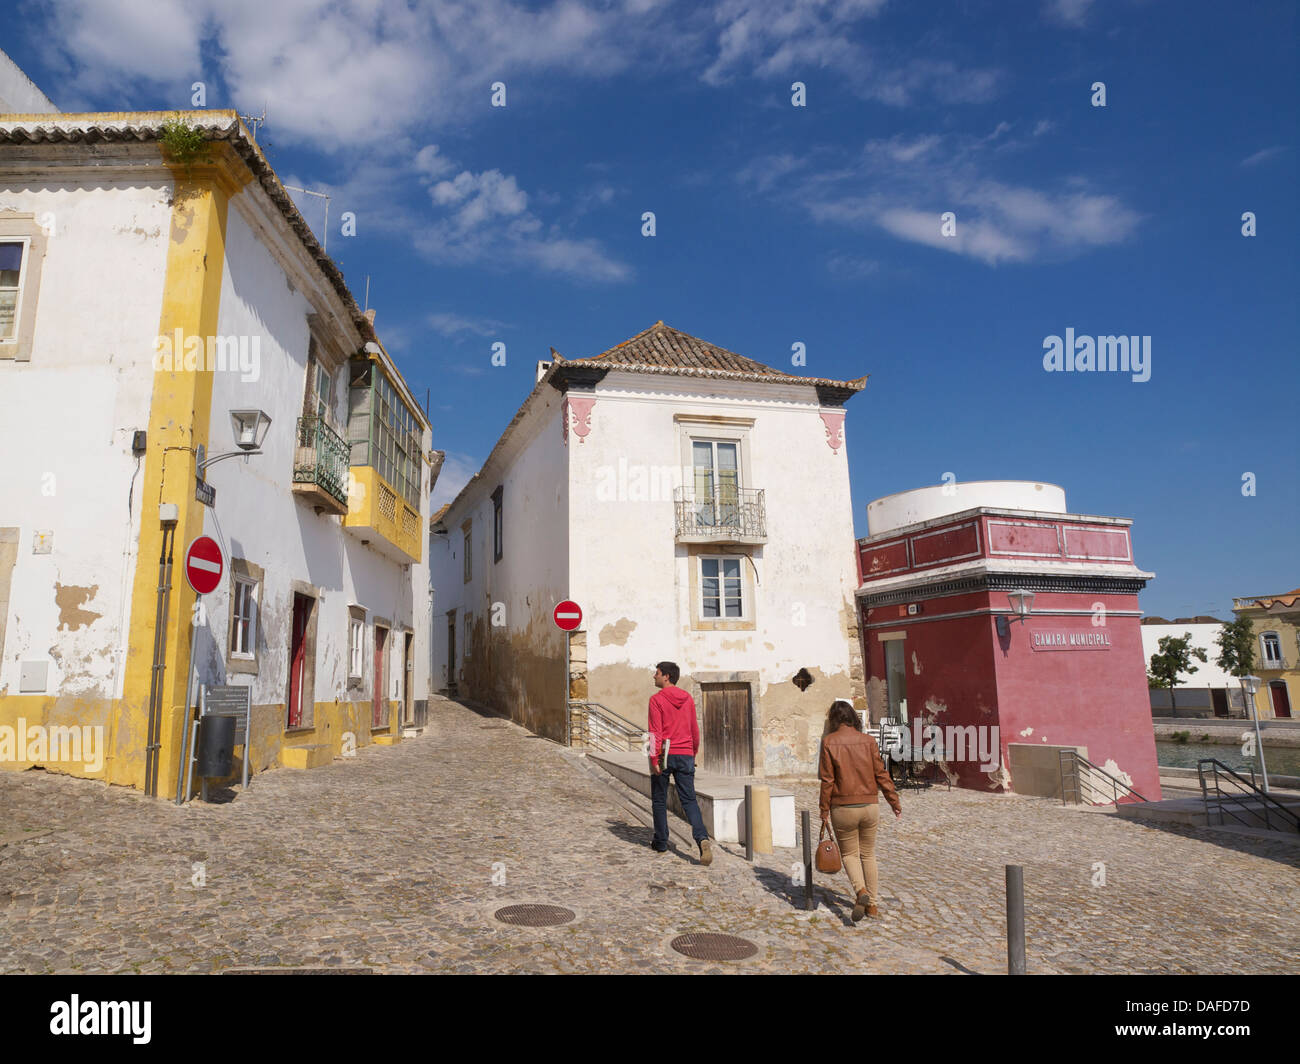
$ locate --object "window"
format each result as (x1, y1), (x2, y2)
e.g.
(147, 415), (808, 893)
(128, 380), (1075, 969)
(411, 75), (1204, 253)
(492, 485), (503, 563)
(701, 556), (744, 619)
(348, 608), (366, 681)
(464, 612), (472, 659)
(315, 363), (333, 421)
(230, 577), (258, 657)
(463, 520), (472, 582)
(225, 559), (264, 674)
(692, 439), (741, 526)
(1261, 632), (1283, 667)
(0, 241), (25, 342)
(347, 360), (423, 508)
(0, 215), (46, 362)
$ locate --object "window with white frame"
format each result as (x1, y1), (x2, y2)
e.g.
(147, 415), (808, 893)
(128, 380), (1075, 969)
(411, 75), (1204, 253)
(0, 217), (47, 362)
(230, 576), (258, 658)
(700, 556), (745, 619)
(464, 612), (472, 658)
(1261, 631), (1283, 667)
(0, 240), (27, 342)
(463, 521), (472, 583)
(349, 612), (366, 680)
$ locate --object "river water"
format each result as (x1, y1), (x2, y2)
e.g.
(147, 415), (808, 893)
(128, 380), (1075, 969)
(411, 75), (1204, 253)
(1155, 739), (1300, 778)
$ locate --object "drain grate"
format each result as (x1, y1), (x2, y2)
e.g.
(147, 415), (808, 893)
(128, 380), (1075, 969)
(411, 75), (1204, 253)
(670, 933), (757, 961)
(494, 903), (576, 927)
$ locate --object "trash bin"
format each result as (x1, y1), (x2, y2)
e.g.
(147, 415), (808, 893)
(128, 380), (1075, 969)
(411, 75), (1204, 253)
(196, 714), (235, 779)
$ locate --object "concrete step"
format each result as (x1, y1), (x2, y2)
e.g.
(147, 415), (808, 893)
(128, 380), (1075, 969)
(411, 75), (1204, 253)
(372, 734), (401, 746)
(1115, 793), (1300, 833)
(281, 744), (332, 770)
(588, 751), (796, 847)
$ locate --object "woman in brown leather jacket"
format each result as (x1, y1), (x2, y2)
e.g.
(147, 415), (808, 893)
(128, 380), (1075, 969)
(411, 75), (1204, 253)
(819, 699), (902, 922)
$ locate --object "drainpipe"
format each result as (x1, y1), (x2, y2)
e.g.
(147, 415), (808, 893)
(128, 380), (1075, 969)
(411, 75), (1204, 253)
(145, 508), (178, 798)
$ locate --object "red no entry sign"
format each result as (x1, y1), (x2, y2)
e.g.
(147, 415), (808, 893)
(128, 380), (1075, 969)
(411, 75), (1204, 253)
(184, 535), (224, 595)
(553, 600), (582, 632)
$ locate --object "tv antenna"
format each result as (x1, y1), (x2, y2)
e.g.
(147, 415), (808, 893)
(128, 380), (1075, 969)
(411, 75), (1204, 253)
(238, 105), (267, 141)
(283, 184), (332, 253)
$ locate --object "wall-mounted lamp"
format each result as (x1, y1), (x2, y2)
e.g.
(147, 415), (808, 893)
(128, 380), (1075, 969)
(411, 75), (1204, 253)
(996, 589), (1035, 637)
(197, 409), (273, 473)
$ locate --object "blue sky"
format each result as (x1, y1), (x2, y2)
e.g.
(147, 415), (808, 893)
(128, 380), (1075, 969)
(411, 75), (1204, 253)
(8, 0), (1297, 619)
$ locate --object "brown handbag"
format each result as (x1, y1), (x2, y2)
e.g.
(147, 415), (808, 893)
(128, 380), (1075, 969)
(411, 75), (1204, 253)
(815, 818), (842, 874)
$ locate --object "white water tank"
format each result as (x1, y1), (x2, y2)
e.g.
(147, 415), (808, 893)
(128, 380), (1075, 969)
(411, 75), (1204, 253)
(866, 481), (1067, 537)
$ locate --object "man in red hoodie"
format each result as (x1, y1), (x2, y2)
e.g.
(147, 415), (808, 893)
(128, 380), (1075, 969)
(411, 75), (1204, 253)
(647, 661), (712, 864)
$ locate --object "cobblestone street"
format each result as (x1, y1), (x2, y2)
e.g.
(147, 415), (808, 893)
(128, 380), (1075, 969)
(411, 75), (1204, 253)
(0, 696), (1296, 975)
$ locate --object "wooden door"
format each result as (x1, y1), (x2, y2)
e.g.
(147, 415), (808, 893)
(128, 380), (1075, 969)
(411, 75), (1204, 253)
(1211, 688), (1229, 718)
(699, 682), (753, 776)
(287, 594), (310, 728)
(403, 632), (414, 724)
(373, 626), (388, 727)
(1270, 682), (1292, 718)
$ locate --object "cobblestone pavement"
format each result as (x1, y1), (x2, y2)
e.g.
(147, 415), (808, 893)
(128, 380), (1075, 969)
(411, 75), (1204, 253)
(0, 696), (1296, 975)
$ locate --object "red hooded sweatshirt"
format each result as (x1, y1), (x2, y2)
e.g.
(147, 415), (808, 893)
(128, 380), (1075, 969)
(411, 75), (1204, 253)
(648, 684), (700, 760)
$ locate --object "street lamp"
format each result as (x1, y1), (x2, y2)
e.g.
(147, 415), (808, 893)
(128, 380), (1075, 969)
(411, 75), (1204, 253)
(997, 589), (1035, 637)
(197, 409), (273, 473)
(1239, 674), (1268, 792)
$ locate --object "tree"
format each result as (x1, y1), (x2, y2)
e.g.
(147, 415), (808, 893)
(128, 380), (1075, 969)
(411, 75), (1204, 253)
(1147, 632), (1208, 716)
(1215, 616), (1257, 717)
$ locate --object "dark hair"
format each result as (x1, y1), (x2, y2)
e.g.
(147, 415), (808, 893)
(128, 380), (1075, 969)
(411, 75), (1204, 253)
(656, 661), (680, 685)
(827, 700), (861, 731)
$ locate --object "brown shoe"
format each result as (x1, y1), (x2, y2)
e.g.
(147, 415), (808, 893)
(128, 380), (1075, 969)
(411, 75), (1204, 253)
(698, 839), (713, 866)
(851, 892), (870, 922)
(866, 904), (879, 918)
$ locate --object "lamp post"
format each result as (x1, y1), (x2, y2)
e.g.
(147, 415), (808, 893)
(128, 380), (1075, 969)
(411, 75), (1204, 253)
(1239, 674), (1267, 792)
(996, 589), (1035, 637)
(196, 409), (273, 473)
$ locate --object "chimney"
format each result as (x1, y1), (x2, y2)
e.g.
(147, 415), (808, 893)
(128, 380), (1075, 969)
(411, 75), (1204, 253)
(364, 308), (376, 325)
(536, 359), (552, 383)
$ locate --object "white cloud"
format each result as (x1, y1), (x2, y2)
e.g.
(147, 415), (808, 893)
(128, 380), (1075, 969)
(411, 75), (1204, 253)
(1240, 146), (1285, 168)
(1045, 0), (1094, 27)
(784, 130), (1142, 265)
(428, 312), (511, 337)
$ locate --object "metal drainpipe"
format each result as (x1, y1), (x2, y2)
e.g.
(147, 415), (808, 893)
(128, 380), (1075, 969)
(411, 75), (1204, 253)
(144, 522), (175, 798)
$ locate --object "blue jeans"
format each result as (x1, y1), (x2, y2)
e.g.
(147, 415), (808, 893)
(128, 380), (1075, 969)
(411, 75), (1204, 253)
(651, 754), (710, 848)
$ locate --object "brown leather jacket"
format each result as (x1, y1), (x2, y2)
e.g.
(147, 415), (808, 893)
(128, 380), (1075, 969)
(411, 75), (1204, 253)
(819, 724), (901, 817)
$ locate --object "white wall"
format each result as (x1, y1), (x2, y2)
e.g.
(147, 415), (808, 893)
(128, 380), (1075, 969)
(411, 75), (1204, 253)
(867, 481), (1067, 536)
(569, 372), (861, 772)
(199, 200), (424, 709)
(1140, 623), (1238, 688)
(0, 181), (171, 698)
(430, 387), (568, 729)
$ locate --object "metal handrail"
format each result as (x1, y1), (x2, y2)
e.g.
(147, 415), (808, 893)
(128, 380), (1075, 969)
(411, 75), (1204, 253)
(293, 415), (349, 506)
(673, 486), (766, 539)
(568, 700), (644, 753)
(1197, 758), (1300, 833)
(1058, 749), (1148, 806)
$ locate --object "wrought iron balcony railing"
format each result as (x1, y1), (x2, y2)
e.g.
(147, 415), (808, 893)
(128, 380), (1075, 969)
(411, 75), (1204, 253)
(673, 486), (766, 541)
(293, 416), (349, 511)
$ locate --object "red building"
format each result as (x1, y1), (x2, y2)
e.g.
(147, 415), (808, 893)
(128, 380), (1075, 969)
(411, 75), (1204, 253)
(856, 481), (1161, 801)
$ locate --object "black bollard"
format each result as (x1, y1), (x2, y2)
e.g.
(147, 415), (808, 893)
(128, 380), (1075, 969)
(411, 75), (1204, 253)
(802, 810), (815, 911)
(1006, 864), (1026, 974)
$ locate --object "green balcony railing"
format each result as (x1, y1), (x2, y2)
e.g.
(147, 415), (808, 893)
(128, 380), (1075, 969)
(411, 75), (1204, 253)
(294, 416), (349, 508)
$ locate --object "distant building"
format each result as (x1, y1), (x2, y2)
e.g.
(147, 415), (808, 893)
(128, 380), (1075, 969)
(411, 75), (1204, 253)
(1139, 620), (1246, 717)
(1232, 589), (1299, 719)
(856, 481), (1161, 799)
(0, 111), (433, 797)
(430, 321), (867, 776)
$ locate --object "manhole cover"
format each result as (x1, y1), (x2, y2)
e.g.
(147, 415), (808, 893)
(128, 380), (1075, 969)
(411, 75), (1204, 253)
(494, 904), (576, 927)
(670, 933), (757, 961)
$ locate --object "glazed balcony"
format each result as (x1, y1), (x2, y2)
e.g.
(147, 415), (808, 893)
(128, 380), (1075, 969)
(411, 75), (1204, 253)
(292, 416), (349, 515)
(674, 486), (767, 544)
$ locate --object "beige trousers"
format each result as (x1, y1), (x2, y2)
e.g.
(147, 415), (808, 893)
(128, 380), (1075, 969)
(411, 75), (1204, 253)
(830, 803), (880, 904)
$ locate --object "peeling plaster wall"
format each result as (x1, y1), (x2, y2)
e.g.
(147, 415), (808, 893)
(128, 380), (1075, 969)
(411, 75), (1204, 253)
(569, 374), (861, 776)
(0, 182), (169, 701)
(430, 395), (568, 740)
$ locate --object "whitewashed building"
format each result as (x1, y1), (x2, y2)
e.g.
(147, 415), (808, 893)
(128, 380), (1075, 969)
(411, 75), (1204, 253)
(430, 322), (867, 776)
(1140, 621), (1246, 716)
(0, 111), (433, 797)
